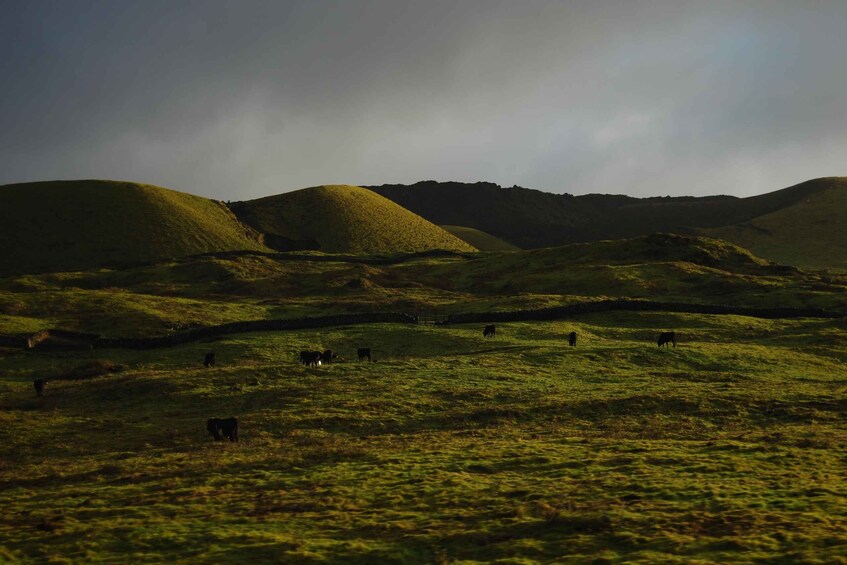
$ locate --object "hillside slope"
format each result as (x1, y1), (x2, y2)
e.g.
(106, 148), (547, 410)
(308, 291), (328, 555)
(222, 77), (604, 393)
(440, 226), (520, 251)
(367, 178), (839, 252)
(230, 185), (476, 254)
(703, 179), (847, 270)
(0, 180), (268, 276)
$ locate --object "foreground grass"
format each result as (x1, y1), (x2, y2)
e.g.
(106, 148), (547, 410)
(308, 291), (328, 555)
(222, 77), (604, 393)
(1, 313), (845, 563)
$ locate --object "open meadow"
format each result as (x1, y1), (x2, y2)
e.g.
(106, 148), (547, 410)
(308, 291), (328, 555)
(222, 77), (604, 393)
(1, 311), (845, 563)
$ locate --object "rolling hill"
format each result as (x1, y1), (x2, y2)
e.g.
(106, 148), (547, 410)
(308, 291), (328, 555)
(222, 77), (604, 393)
(702, 179), (847, 270)
(367, 178), (846, 268)
(0, 180), (269, 276)
(440, 226), (520, 251)
(230, 184), (476, 254)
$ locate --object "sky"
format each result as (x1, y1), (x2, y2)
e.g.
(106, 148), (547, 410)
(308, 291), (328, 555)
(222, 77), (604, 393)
(1, 0), (846, 200)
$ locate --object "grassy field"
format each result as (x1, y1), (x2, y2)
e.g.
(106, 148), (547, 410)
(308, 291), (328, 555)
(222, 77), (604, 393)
(0, 180), (269, 277)
(230, 185), (476, 254)
(1, 313), (845, 563)
(2, 235), (846, 340)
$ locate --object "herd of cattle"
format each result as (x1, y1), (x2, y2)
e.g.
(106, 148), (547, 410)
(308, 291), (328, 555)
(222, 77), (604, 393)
(29, 324), (677, 441)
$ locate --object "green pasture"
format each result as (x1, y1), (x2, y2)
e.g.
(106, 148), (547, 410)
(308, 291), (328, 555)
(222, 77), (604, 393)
(1, 238), (847, 340)
(1, 313), (845, 563)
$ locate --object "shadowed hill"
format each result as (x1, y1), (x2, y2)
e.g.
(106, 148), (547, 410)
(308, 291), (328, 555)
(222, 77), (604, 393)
(703, 178), (847, 270)
(366, 178), (841, 256)
(230, 185), (476, 254)
(0, 180), (268, 276)
(441, 226), (520, 251)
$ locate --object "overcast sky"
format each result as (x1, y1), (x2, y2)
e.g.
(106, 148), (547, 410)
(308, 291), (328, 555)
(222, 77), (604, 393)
(1, 1), (846, 200)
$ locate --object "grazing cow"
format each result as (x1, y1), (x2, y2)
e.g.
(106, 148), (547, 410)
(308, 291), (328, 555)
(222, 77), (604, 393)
(34, 379), (47, 397)
(568, 331), (577, 347)
(483, 325), (496, 338)
(357, 348), (371, 362)
(203, 352), (216, 368)
(206, 417), (239, 442)
(321, 350), (337, 364)
(657, 331), (676, 348)
(299, 350), (322, 366)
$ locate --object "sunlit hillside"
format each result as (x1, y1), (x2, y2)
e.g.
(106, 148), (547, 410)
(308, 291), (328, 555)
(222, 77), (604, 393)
(0, 180), (268, 276)
(230, 185), (476, 254)
(704, 178), (847, 270)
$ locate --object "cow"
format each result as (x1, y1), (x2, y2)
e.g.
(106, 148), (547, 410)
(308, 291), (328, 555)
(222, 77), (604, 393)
(657, 331), (676, 348)
(300, 350), (322, 366)
(357, 348), (371, 362)
(203, 352), (216, 368)
(206, 417), (239, 442)
(321, 350), (337, 364)
(568, 331), (577, 347)
(34, 379), (47, 397)
(483, 325), (496, 338)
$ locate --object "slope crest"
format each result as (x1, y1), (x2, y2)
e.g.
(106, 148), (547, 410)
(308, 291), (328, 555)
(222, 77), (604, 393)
(0, 180), (268, 276)
(231, 185), (476, 254)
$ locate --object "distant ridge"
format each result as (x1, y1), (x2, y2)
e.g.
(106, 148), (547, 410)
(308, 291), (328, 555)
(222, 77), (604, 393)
(230, 184), (476, 254)
(0, 180), (268, 276)
(367, 178), (847, 269)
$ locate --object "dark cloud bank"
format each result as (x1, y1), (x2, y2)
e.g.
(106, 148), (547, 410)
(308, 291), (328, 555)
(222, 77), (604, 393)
(1, 0), (846, 199)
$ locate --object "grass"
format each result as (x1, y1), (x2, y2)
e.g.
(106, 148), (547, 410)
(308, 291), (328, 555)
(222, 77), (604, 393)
(0, 180), (269, 277)
(440, 226), (520, 252)
(1, 314), (845, 563)
(230, 185), (476, 254)
(0, 233), (845, 562)
(1, 235), (846, 339)
(704, 180), (847, 270)
(368, 178), (847, 271)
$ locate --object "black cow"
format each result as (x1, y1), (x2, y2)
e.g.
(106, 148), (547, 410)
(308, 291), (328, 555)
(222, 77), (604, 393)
(203, 352), (216, 368)
(206, 417), (238, 442)
(299, 350), (322, 366)
(483, 325), (496, 338)
(34, 379), (47, 397)
(657, 331), (676, 348)
(568, 331), (577, 347)
(321, 350), (337, 364)
(357, 348), (371, 362)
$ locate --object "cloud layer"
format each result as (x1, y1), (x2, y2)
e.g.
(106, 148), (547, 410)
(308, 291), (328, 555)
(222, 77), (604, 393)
(2, 0), (846, 199)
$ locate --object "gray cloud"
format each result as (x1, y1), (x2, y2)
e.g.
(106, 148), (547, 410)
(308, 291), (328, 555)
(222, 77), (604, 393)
(1, 0), (846, 199)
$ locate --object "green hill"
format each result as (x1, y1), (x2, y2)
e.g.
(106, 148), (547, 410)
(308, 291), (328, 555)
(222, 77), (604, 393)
(702, 179), (847, 270)
(230, 185), (476, 254)
(440, 225), (520, 251)
(0, 180), (268, 276)
(366, 179), (843, 267)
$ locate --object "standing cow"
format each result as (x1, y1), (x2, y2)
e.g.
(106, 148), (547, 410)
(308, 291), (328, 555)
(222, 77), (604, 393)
(206, 417), (239, 442)
(657, 331), (676, 348)
(34, 379), (47, 397)
(357, 348), (372, 362)
(203, 352), (216, 368)
(568, 332), (577, 347)
(300, 350), (322, 366)
(483, 325), (496, 338)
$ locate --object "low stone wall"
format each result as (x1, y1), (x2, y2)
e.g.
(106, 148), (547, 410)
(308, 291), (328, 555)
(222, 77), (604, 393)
(4, 300), (842, 352)
(94, 312), (418, 350)
(444, 299), (843, 324)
